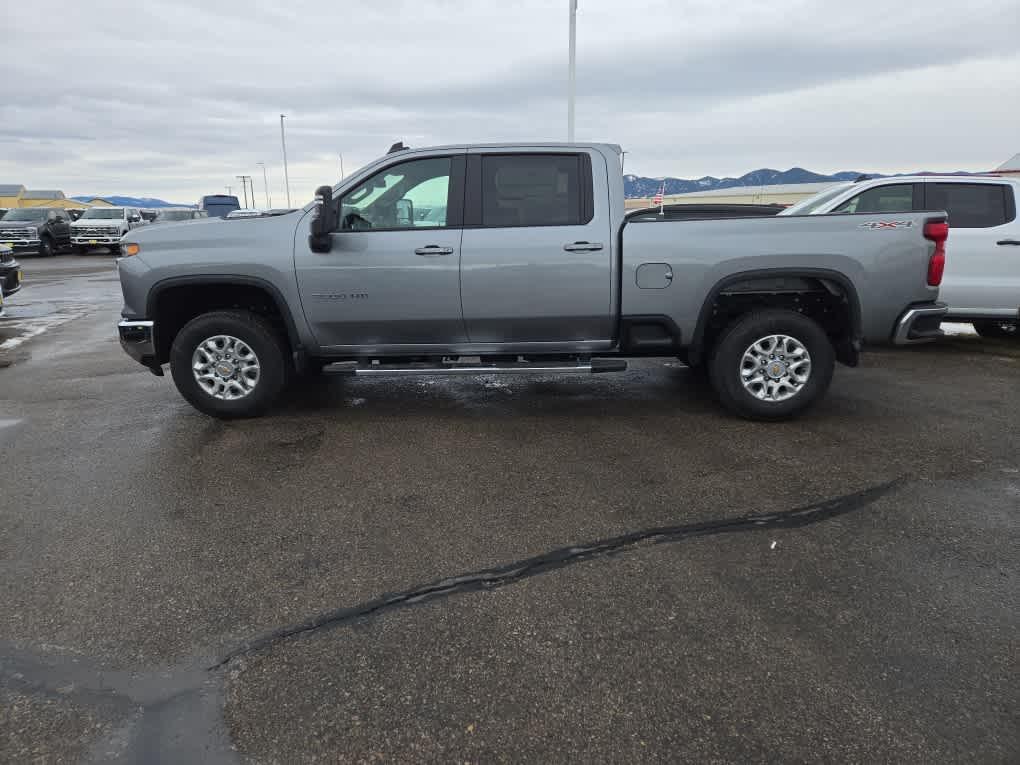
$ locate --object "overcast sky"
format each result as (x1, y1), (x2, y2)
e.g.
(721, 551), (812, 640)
(2, 0), (1018, 203)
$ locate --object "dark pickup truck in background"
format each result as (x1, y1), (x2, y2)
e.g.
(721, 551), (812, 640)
(0, 207), (72, 257)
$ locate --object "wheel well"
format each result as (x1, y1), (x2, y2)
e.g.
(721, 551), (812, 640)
(692, 274), (860, 366)
(150, 282), (293, 364)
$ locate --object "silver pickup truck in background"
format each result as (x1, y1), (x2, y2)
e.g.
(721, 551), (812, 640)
(117, 142), (949, 421)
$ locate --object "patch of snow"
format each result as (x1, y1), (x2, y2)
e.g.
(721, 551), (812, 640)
(941, 322), (978, 336)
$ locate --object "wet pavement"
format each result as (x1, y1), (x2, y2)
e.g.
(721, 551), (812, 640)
(1, 256), (1018, 762)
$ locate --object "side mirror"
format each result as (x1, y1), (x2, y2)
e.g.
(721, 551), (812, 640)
(395, 198), (414, 227)
(309, 185), (336, 253)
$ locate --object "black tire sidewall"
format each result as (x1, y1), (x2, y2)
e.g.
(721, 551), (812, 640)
(170, 311), (289, 418)
(709, 310), (835, 420)
(38, 237), (54, 257)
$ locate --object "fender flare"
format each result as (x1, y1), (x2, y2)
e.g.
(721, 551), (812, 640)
(146, 274), (304, 353)
(689, 267), (862, 362)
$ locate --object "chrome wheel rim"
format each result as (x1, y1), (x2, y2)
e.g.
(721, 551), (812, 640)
(192, 335), (261, 400)
(740, 334), (811, 402)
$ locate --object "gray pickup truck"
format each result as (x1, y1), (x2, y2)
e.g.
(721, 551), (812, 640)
(117, 142), (949, 420)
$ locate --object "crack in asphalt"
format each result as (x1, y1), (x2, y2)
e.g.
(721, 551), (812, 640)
(210, 477), (903, 669)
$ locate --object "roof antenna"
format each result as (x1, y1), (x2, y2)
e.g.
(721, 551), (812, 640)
(387, 141), (407, 154)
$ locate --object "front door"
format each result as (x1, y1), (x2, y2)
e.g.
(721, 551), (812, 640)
(294, 153), (467, 350)
(927, 181), (1020, 316)
(459, 151), (614, 346)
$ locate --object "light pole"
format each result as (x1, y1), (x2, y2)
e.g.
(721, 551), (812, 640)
(236, 175), (252, 208)
(280, 114), (292, 207)
(339, 153), (345, 181)
(225, 185), (232, 196)
(567, 0), (577, 142)
(256, 162), (271, 207)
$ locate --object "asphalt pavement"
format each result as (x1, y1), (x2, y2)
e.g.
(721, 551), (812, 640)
(1, 256), (1018, 763)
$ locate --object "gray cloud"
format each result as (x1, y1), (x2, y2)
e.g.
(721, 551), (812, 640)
(1, 0), (1017, 202)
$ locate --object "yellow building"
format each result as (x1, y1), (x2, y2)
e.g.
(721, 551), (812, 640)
(0, 184), (25, 208)
(79, 197), (115, 207)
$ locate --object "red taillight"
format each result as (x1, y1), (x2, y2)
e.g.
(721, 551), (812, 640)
(924, 221), (948, 286)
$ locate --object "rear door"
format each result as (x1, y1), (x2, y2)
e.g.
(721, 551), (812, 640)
(459, 150), (614, 346)
(294, 152), (468, 349)
(925, 181), (1019, 316)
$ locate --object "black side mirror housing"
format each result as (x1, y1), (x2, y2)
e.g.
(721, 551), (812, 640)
(309, 185), (336, 253)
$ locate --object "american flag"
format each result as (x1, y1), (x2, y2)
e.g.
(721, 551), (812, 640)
(653, 181), (665, 208)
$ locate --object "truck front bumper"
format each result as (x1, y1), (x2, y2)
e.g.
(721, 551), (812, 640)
(118, 319), (163, 375)
(72, 237), (121, 245)
(892, 302), (948, 344)
(7, 239), (41, 253)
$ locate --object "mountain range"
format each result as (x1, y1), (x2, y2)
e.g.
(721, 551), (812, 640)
(623, 167), (870, 198)
(71, 196), (193, 208)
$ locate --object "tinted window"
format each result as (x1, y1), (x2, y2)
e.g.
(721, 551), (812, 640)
(480, 154), (582, 227)
(927, 183), (1009, 228)
(832, 184), (915, 214)
(340, 156), (452, 231)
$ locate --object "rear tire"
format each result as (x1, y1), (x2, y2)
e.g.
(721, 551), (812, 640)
(707, 309), (835, 421)
(972, 320), (1018, 339)
(169, 310), (291, 419)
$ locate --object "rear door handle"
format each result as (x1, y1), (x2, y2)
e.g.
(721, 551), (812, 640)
(414, 246), (454, 256)
(563, 241), (604, 252)
(996, 239), (1020, 246)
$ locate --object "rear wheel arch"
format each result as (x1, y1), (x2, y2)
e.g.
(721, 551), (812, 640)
(688, 268), (862, 367)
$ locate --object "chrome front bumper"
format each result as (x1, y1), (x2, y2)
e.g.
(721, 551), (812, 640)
(72, 236), (121, 244)
(118, 319), (157, 367)
(892, 303), (948, 344)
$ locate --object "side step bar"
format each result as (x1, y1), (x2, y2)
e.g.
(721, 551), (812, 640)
(323, 359), (628, 376)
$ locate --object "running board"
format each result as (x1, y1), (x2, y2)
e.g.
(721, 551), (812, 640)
(322, 359), (628, 376)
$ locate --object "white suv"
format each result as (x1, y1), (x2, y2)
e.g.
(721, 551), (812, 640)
(71, 207), (145, 255)
(782, 176), (1020, 337)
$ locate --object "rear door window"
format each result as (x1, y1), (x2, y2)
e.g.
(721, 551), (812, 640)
(476, 154), (587, 227)
(832, 183), (917, 214)
(925, 183), (1012, 228)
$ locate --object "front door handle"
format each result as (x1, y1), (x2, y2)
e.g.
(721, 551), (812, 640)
(414, 246), (454, 256)
(563, 241), (604, 252)
(996, 239), (1020, 246)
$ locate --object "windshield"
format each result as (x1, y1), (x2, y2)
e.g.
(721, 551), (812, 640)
(157, 210), (193, 221)
(4, 208), (48, 221)
(80, 208), (125, 219)
(779, 183), (853, 215)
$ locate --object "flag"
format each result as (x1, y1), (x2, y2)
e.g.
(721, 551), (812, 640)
(653, 181), (665, 211)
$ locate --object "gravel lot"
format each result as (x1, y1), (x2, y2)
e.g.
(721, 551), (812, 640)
(1, 256), (1018, 763)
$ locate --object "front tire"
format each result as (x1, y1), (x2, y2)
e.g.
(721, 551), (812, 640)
(708, 309), (835, 421)
(169, 310), (291, 419)
(38, 236), (55, 257)
(972, 320), (1018, 339)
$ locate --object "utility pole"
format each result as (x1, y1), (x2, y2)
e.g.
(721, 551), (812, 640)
(280, 114), (291, 207)
(567, 0), (577, 142)
(225, 185), (232, 196)
(236, 175), (252, 208)
(339, 153), (345, 181)
(256, 162), (271, 207)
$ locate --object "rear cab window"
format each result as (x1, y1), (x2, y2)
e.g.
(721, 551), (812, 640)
(925, 183), (1014, 228)
(465, 153), (595, 228)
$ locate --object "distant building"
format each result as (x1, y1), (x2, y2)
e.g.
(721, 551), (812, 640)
(78, 197), (116, 207)
(624, 181), (840, 209)
(0, 184), (26, 208)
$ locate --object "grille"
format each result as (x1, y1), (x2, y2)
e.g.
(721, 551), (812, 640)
(0, 248), (13, 263)
(0, 229), (35, 240)
(75, 226), (121, 237)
